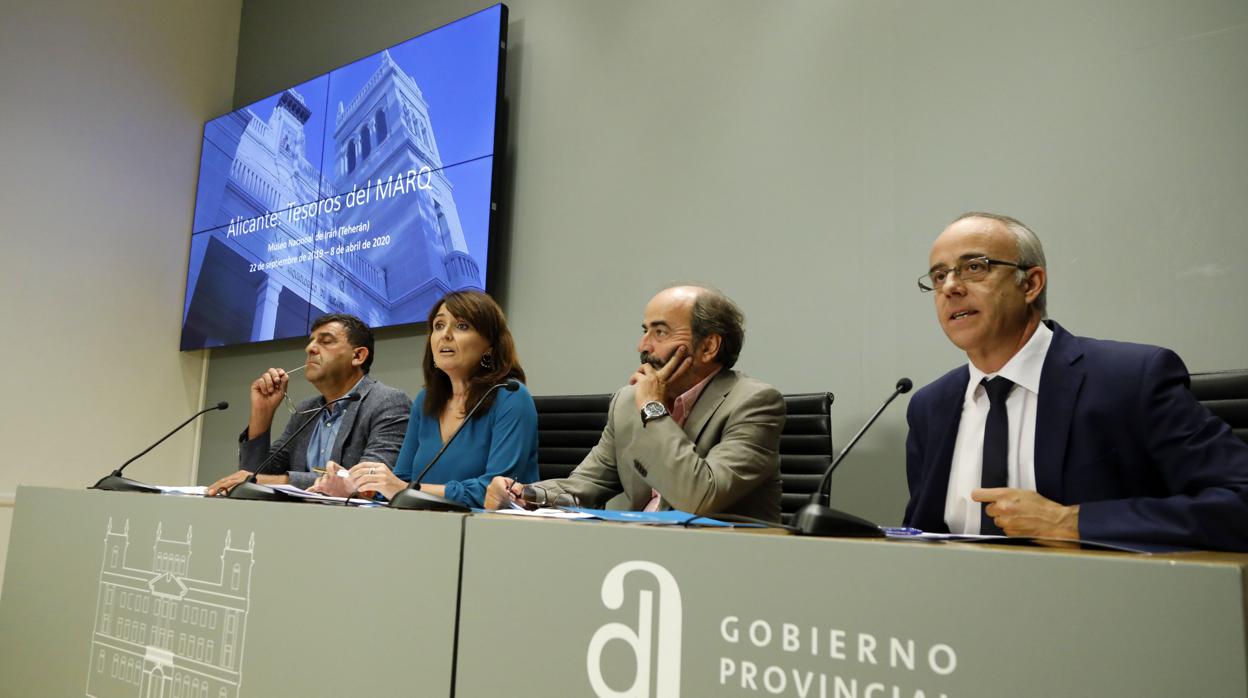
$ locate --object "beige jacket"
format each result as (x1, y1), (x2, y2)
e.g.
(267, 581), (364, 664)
(537, 370), (784, 522)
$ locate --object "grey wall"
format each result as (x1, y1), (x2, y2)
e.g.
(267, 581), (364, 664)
(0, 0), (242, 595)
(201, 0), (1248, 525)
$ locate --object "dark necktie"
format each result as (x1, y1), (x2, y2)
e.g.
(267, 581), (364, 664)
(980, 376), (1015, 535)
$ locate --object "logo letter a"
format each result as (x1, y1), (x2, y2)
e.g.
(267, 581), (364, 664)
(586, 561), (682, 698)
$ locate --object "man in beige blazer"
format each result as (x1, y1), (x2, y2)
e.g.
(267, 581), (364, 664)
(484, 285), (784, 521)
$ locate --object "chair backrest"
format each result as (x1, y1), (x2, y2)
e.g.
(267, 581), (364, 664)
(533, 393), (612, 481)
(1189, 369), (1248, 445)
(779, 392), (834, 521)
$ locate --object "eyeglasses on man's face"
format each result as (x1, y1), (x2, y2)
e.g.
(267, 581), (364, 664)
(918, 256), (1032, 292)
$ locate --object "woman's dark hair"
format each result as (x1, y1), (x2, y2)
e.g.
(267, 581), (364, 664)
(422, 291), (525, 419)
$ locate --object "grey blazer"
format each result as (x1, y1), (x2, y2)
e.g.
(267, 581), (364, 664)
(238, 374), (411, 489)
(536, 370), (785, 521)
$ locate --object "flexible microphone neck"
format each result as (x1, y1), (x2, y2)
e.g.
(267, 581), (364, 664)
(793, 378), (912, 537)
(813, 378), (913, 506)
(91, 401), (229, 492)
(408, 379), (520, 491)
(246, 392), (360, 483)
(116, 401), (230, 476)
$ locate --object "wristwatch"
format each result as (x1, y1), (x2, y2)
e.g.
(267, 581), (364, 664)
(640, 400), (669, 426)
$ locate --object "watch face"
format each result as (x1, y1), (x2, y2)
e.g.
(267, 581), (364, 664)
(642, 401), (666, 419)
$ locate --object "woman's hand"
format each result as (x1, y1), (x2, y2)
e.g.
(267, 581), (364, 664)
(348, 461), (408, 500)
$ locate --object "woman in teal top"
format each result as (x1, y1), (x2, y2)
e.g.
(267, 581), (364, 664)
(390, 382), (538, 507)
(311, 291), (538, 507)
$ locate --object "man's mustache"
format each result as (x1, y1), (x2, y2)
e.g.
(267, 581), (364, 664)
(639, 351), (668, 369)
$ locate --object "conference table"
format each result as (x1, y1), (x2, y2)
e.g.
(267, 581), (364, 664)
(1, 487), (1245, 697)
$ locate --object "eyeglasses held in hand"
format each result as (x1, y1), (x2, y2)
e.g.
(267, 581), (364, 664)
(279, 365), (323, 415)
(519, 485), (580, 510)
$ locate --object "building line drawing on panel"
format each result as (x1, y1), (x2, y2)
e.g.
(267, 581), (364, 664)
(85, 518), (255, 698)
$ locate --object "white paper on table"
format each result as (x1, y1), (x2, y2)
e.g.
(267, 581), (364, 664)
(154, 485), (208, 496)
(490, 507), (595, 519)
(268, 483), (381, 506)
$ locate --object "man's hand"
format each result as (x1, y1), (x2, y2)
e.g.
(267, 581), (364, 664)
(248, 368), (289, 440)
(206, 470), (288, 496)
(250, 368), (289, 413)
(207, 470), (250, 496)
(307, 461), (355, 497)
(972, 488), (1080, 539)
(484, 476), (523, 510)
(631, 345), (692, 410)
(347, 461), (406, 500)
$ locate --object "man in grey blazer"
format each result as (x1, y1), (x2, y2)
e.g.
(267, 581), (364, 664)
(485, 285), (785, 521)
(207, 313), (410, 494)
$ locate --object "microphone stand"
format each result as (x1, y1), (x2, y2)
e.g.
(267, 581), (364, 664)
(793, 378), (912, 537)
(389, 380), (520, 512)
(91, 402), (230, 493)
(229, 393), (360, 502)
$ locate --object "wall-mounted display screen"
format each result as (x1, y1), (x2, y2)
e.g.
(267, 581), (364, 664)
(181, 4), (507, 350)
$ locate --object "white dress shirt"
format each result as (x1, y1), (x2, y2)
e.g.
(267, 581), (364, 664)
(944, 322), (1054, 534)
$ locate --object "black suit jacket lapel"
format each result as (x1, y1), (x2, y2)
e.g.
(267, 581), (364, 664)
(915, 369), (968, 531)
(1035, 321), (1084, 500)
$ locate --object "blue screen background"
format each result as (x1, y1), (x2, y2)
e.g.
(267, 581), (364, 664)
(181, 5), (504, 350)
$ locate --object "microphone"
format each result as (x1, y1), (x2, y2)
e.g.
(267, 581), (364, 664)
(228, 392), (361, 501)
(91, 402), (230, 493)
(389, 379), (521, 511)
(794, 377), (913, 537)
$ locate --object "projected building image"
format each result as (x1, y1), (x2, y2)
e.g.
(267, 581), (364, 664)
(180, 5), (503, 350)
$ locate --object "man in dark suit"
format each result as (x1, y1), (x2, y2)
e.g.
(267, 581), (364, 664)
(207, 313), (410, 495)
(904, 212), (1248, 550)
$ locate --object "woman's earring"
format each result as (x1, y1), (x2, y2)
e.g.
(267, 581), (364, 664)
(480, 352), (494, 369)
